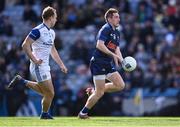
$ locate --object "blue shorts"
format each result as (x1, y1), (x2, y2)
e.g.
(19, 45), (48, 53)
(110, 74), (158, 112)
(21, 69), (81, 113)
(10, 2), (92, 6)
(90, 58), (116, 76)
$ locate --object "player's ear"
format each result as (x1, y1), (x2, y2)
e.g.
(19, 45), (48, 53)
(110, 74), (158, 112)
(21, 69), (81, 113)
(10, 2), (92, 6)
(107, 17), (112, 23)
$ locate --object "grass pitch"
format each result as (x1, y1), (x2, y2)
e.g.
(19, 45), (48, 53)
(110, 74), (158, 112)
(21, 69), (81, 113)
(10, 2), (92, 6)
(0, 117), (180, 127)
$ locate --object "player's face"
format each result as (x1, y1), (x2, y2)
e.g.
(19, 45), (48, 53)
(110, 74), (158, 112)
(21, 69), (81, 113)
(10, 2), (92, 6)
(50, 13), (57, 27)
(111, 13), (120, 27)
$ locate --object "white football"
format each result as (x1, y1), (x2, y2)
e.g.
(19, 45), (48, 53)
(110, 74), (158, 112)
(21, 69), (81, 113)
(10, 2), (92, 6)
(122, 56), (137, 72)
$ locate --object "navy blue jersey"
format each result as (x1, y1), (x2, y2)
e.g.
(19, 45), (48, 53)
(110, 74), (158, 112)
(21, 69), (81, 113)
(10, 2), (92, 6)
(93, 23), (120, 62)
(90, 23), (120, 75)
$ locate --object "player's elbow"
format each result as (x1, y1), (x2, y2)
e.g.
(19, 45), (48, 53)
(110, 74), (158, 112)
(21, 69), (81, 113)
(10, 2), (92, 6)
(96, 43), (100, 49)
(96, 46), (100, 52)
(21, 42), (25, 49)
(96, 42), (103, 50)
(21, 44), (25, 51)
(22, 37), (32, 50)
(21, 41), (27, 51)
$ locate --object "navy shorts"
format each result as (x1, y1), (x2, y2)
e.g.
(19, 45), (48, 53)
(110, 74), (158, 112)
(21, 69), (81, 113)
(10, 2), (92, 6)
(90, 58), (116, 76)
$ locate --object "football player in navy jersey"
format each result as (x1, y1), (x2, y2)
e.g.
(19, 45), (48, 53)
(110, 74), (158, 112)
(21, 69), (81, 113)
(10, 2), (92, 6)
(78, 8), (125, 119)
(8, 6), (67, 119)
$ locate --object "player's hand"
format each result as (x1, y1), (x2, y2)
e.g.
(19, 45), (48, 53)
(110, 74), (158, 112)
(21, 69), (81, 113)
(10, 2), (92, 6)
(34, 59), (43, 65)
(121, 59), (126, 67)
(60, 65), (68, 74)
(113, 54), (122, 67)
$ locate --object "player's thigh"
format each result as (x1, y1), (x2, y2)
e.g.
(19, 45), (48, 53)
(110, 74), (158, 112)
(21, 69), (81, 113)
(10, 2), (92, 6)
(93, 75), (106, 93)
(106, 71), (125, 87)
(38, 79), (54, 96)
(30, 63), (51, 82)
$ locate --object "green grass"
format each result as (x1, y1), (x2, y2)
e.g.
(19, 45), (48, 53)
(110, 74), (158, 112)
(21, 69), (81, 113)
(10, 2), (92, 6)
(0, 117), (180, 127)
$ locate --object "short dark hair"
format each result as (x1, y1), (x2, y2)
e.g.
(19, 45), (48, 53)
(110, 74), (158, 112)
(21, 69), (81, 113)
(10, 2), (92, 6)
(104, 8), (118, 22)
(42, 6), (56, 20)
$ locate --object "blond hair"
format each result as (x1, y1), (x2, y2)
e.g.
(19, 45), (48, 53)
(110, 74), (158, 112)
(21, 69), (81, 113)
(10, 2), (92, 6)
(42, 6), (56, 20)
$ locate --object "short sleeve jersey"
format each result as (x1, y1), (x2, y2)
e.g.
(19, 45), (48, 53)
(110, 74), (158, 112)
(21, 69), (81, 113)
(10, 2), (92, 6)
(28, 23), (55, 66)
(93, 23), (120, 62)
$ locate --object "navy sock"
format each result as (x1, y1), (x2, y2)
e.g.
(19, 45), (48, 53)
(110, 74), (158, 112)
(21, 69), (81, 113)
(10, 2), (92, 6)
(81, 107), (89, 114)
(42, 112), (48, 114)
(19, 78), (28, 85)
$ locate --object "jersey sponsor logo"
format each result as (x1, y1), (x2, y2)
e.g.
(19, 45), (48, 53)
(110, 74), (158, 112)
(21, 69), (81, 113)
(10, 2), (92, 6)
(107, 41), (117, 50)
(42, 40), (53, 46)
(43, 42), (53, 46)
(43, 32), (49, 36)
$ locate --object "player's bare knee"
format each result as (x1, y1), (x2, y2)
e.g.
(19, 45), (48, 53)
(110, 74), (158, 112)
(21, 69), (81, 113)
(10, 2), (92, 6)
(119, 82), (125, 91)
(49, 91), (55, 99)
(115, 82), (125, 91)
(45, 91), (54, 99)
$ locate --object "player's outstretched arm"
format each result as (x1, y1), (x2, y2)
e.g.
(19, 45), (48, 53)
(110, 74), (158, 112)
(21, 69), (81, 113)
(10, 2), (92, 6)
(22, 37), (42, 65)
(51, 45), (68, 73)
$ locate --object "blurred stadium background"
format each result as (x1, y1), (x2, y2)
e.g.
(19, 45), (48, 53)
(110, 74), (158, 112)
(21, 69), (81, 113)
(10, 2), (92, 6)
(0, 0), (179, 117)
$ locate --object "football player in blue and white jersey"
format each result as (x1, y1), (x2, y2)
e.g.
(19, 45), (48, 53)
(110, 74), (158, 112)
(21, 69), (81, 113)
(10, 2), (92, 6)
(8, 6), (68, 119)
(78, 8), (125, 119)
